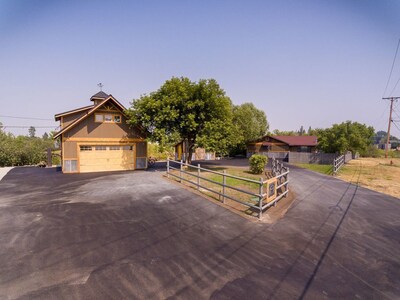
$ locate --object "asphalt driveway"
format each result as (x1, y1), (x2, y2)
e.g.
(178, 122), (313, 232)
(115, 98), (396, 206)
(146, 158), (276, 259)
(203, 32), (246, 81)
(0, 166), (399, 299)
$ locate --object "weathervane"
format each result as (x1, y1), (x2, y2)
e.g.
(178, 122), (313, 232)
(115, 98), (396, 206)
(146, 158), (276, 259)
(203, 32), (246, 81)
(97, 83), (104, 91)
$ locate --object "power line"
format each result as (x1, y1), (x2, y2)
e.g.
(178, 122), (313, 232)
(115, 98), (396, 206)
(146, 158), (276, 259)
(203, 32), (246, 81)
(0, 125), (59, 129)
(0, 115), (54, 121)
(392, 121), (400, 133)
(376, 102), (390, 124)
(389, 75), (400, 96)
(383, 38), (400, 97)
(393, 108), (400, 120)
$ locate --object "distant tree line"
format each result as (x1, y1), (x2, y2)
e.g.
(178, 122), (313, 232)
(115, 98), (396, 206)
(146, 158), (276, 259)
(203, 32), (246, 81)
(0, 128), (59, 167)
(374, 130), (399, 148)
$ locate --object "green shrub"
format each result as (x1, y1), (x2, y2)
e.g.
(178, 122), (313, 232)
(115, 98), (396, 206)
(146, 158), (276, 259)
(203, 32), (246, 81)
(360, 146), (400, 158)
(360, 145), (382, 158)
(0, 131), (58, 167)
(249, 154), (268, 174)
(148, 142), (174, 160)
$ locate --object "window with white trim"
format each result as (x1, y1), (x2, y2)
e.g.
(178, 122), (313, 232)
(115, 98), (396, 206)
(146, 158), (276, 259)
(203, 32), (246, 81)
(104, 114), (112, 122)
(80, 146), (92, 151)
(94, 113), (122, 123)
(95, 114), (103, 122)
(95, 146), (107, 151)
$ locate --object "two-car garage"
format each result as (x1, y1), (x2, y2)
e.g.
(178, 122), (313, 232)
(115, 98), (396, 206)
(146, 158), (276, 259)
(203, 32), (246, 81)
(79, 144), (136, 173)
(76, 141), (148, 173)
(62, 140), (148, 173)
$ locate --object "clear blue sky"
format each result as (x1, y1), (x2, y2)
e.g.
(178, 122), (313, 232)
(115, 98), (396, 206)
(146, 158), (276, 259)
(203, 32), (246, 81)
(1, 0), (400, 136)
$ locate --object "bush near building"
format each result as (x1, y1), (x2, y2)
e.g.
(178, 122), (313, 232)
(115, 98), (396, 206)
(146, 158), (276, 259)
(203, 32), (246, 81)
(249, 154), (268, 174)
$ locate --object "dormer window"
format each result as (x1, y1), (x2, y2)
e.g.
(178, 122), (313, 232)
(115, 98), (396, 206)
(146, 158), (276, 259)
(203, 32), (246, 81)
(94, 113), (122, 123)
(95, 114), (103, 122)
(104, 114), (112, 122)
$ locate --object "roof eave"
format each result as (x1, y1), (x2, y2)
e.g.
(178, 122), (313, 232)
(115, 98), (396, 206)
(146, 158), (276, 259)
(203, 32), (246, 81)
(54, 105), (93, 121)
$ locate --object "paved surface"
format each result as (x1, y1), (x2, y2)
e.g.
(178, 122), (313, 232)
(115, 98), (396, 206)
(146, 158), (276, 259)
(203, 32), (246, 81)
(0, 164), (399, 299)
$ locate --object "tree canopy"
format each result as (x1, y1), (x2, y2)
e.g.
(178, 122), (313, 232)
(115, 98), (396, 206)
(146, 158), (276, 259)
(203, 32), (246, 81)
(271, 129), (298, 136)
(231, 103), (268, 154)
(0, 131), (59, 167)
(315, 121), (375, 154)
(127, 77), (239, 162)
(271, 126), (310, 137)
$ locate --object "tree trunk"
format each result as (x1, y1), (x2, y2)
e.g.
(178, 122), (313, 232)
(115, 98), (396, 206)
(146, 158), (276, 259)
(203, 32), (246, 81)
(187, 144), (195, 164)
(182, 139), (195, 164)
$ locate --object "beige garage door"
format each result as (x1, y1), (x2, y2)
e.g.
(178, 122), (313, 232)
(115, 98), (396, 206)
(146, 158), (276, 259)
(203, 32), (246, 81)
(79, 145), (135, 173)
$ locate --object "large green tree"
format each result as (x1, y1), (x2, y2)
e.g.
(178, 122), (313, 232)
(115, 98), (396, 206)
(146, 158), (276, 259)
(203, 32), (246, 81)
(316, 121), (374, 154)
(231, 103), (268, 154)
(127, 77), (238, 162)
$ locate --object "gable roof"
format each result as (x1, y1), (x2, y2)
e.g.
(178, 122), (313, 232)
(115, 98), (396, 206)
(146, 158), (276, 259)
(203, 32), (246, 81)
(90, 91), (109, 101)
(53, 95), (127, 139)
(54, 105), (93, 121)
(54, 91), (111, 121)
(271, 135), (318, 146)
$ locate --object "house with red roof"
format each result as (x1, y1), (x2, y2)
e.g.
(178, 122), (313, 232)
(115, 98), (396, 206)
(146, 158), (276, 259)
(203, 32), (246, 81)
(247, 135), (318, 158)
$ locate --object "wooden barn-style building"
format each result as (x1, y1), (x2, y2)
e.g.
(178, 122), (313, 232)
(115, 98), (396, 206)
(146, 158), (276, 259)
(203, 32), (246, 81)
(54, 91), (147, 173)
(247, 135), (318, 158)
(175, 141), (216, 161)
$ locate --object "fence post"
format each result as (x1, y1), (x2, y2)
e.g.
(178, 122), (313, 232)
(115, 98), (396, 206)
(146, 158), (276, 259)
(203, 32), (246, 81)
(259, 177), (264, 220)
(272, 158), (275, 176)
(197, 164), (200, 190)
(180, 160), (183, 183)
(285, 167), (289, 197)
(222, 170), (226, 204)
(333, 157), (336, 175)
(47, 148), (52, 167)
(167, 158), (170, 178)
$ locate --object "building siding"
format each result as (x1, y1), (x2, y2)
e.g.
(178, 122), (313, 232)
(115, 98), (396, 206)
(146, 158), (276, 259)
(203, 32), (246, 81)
(63, 140), (78, 158)
(62, 111), (88, 128)
(64, 114), (143, 139)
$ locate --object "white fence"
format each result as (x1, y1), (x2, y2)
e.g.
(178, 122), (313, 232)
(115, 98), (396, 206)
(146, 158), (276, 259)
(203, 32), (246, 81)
(333, 155), (345, 174)
(333, 151), (353, 175)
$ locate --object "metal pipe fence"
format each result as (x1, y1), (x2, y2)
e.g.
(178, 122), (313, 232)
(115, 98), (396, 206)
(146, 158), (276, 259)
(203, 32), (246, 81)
(166, 158), (289, 220)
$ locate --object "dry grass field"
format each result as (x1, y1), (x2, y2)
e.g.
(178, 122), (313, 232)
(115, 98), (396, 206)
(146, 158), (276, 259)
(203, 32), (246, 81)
(337, 158), (400, 199)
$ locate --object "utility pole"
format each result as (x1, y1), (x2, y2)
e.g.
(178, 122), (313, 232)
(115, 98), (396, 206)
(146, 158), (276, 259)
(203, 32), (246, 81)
(382, 97), (400, 158)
